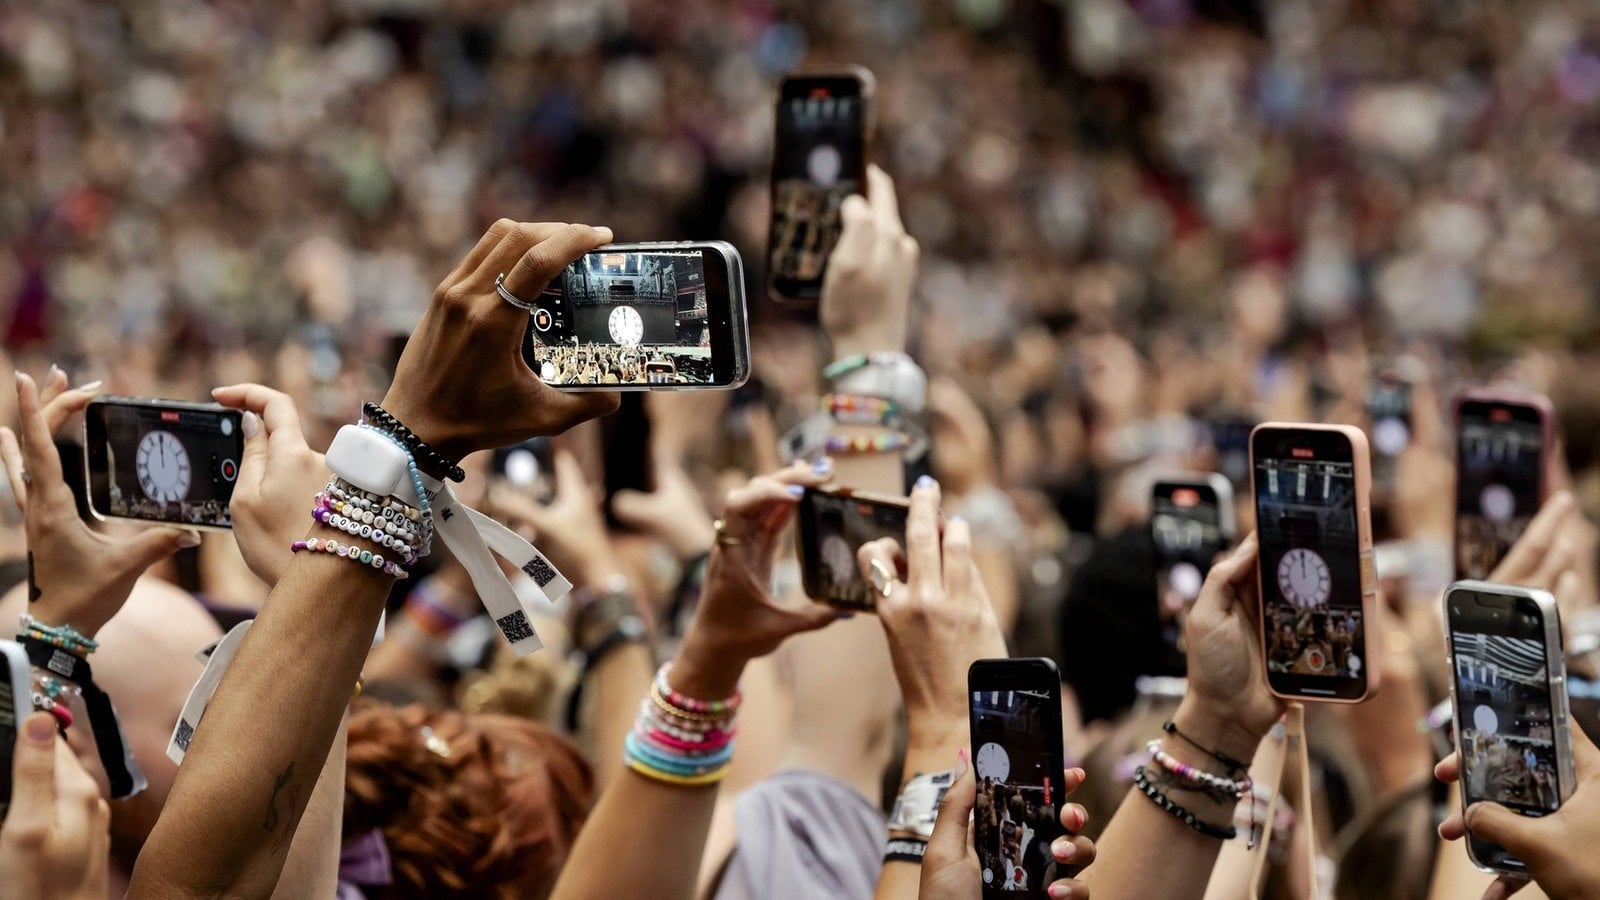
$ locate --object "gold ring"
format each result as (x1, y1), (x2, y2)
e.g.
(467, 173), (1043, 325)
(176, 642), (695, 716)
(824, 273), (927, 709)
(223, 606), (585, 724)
(869, 558), (895, 599)
(713, 518), (742, 547)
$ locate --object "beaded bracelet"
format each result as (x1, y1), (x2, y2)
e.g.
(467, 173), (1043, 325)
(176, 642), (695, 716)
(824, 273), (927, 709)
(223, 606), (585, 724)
(342, 431), (436, 545)
(624, 757), (729, 786)
(625, 662), (739, 787)
(19, 615), (98, 656)
(362, 402), (466, 483)
(822, 432), (911, 455)
(625, 732), (734, 775)
(32, 667), (83, 704)
(324, 478), (425, 526)
(655, 664), (742, 716)
(1133, 766), (1238, 841)
(824, 393), (906, 429)
(636, 700), (734, 743)
(1146, 740), (1253, 801)
(1162, 720), (1250, 776)
(292, 538), (410, 579)
(403, 585), (474, 637)
(314, 496), (424, 565)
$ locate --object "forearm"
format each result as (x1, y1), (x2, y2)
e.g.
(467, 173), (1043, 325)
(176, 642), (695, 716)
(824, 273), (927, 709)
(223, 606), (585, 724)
(873, 725), (966, 900)
(270, 715), (348, 900)
(131, 542), (388, 898)
(586, 643), (655, 791)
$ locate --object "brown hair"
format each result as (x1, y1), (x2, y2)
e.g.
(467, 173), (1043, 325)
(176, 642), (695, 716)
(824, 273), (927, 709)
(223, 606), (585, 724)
(343, 702), (593, 899)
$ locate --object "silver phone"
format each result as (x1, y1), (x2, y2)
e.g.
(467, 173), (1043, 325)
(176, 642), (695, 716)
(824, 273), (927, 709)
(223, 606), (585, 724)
(1445, 580), (1575, 876)
(0, 639), (32, 821)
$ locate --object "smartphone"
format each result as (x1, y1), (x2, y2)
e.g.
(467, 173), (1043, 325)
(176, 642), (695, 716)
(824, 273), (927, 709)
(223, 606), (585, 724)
(1209, 416), (1256, 488)
(1445, 581), (1574, 875)
(1454, 390), (1553, 580)
(1251, 423), (1379, 702)
(1151, 476), (1236, 670)
(522, 242), (749, 390)
(603, 394), (653, 529)
(795, 486), (909, 611)
(0, 639), (31, 822)
(84, 398), (244, 531)
(492, 438), (554, 505)
(767, 68), (874, 304)
(969, 658), (1067, 898)
(1367, 375), (1413, 483)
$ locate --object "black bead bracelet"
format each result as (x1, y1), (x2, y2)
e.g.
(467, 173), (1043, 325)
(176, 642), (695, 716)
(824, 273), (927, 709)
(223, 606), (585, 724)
(1133, 766), (1238, 841)
(362, 402), (466, 483)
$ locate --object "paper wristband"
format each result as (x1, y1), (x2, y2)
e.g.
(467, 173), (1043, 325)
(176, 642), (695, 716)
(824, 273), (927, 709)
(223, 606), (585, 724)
(167, 620), (252, 765)
(20, 638), (147, 798)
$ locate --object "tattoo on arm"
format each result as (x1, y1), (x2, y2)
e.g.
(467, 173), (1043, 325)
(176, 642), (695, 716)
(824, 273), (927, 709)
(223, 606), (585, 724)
(263, 762), (297, 833)
(27, 551), (39, 603)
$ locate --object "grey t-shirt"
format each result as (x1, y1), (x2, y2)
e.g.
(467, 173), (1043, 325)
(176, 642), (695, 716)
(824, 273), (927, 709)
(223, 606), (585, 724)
(713, 769), (885, 900)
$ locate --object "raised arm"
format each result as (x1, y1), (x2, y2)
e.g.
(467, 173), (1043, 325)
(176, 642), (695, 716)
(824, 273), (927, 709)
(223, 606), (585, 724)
(129, 220), (619, 898)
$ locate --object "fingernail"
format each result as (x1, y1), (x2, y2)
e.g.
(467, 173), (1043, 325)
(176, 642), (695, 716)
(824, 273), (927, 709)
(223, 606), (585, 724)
(812, 457), (833, 475)
(786, 484), (805, 498)
(241, 411), (262, 438)
(835, 611), (855, 620)
(178, 530), (202, 548)
(949, 514), (966, 525)
(13, 371), (22, 386)
(956, 746), (969, 776)
(1049, 885), (1072, 899)
(76, 380), (102, 394)
(915, 475), (936, 490)
(46, 364), (60, 380)
(1052, 837), (1075, 861)
(25, 713), (54, 744)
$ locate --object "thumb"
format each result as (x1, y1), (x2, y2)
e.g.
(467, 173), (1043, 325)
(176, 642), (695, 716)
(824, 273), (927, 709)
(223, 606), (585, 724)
(235, 410), (268, 496)
(1464, 802), (1548, 868)
(924, 749), (976, 867)
(119, 526), (202, 572)
(7, 713), (61, 840)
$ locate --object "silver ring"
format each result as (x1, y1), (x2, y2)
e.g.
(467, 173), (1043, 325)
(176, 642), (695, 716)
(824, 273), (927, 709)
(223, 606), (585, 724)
(495, 273), (537, 312)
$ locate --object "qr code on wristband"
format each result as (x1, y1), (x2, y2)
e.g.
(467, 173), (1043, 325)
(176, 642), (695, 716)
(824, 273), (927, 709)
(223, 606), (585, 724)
(496, 611), (536, 643)
(522, 556), (558, 588)
(174, 719), (195, 753)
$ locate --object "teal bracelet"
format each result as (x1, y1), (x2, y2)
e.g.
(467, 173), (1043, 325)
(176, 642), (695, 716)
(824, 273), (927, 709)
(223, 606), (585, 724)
(19, 615), (98, 655)
(624, 732), (734, 776)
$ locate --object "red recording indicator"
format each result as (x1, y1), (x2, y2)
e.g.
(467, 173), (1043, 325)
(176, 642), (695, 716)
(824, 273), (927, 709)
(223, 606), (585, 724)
(160, 411), (181, 423)
(1291, 447), (1315, 459)
(220, 459), (238, 482)
(1173, 488), (1200, 508)
(809, 87), (832, 98)
(1490, 408), (1512, 422)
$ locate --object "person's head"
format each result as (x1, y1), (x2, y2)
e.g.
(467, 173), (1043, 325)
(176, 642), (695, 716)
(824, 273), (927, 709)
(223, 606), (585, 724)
(343, 702), (593, 899)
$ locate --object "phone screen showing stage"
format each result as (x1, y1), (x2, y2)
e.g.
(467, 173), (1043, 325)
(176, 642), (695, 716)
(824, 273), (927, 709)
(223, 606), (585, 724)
(87, 402), (242, 529)
(528, 248), (729, 387)
(1152, 482), (1228, 671)
(970, 668), (1064, 898)
(1254, 434), (1367, 699)
(798, 489), (908, 610)
(770, 79), (865, 297)
(1456, 402), (1544, 580)
(1449, 597), (1560, 873)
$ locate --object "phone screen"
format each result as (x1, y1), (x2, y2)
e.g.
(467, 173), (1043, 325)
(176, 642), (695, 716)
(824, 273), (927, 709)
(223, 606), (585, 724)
(86, 401), (243, 529)
(1254, 429), (1369, 700)
(1152, 481), (1230, 670)
(769, 75), (867, 300)
(0, 649), (18, 821)
(797, 488), (908, 610)
(1448, 590), (1563, 873)
(1456, 401), (1545, 580)
(524, 246), (740, 387)
(1367, 380), (1413, 459)
(492, 439), (554, 505)
(969, 659), (1065, 898)
(1209, 418), (1255, 489)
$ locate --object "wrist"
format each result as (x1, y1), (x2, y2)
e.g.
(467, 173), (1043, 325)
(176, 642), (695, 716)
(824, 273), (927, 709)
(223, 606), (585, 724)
(905, 714), (967, 760)
(1173, 696), (1268, 770)
(671, 636), (748, 701)
(831, 329), (907, 361)
(374, 392), (469, 475)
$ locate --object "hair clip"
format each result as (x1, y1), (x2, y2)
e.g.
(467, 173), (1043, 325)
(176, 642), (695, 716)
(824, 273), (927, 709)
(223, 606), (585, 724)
(420, 725), (453, 758)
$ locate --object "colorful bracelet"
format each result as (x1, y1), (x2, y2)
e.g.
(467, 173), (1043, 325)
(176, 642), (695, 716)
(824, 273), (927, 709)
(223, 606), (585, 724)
(633, 725), (736, 761)
(625, 731), (735, 775)
(1133, 766), (1237, 841)
(642, 723), (735, 753)
(338, 435), (435, 548)
(624, 756), (730, 787)
(637, 700), (734, 743)
(403, 583), (474, 637)
(19, 615), (98, 656)
(655, 665), (741, 716)
(822, 432), (911, 455)
(362, 402), (466, 483)
(314, 495), (424, 564)
(292, 538), (409, 579)
(824, 393), (906, 428)
(1147, 740), (1252, 800)
(624, 662), (740, 787)
(1162, 720), (1250, 775)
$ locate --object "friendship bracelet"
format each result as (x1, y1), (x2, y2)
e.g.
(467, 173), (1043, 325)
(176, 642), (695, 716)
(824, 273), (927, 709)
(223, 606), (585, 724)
(323, 479), (425, 525)
(636, 700), (732, 742)
(824, 393), (906, 428)
(1147, 740), (1253, 800)
(822, 432), (911, 455)
(655, 664), (742, 716)
(343, 431), (436, 551)
(625, 732), (735, 775)
(624, 756), (730, 787)
(16, 634), (146, 798)
(403, 586), (474, 637)
(649, 682), (738, 725)
(1162, 720), (1250, 775)
(314, 496), (424, 564)
(1133, 766), (1238, 841)
(292, 538), (410, 579)
(19, 615), (99, 655)
(643, 723), (735, 753)
(633, 726), (737, 763)
(362, 402), (465, 483)
(32, 667), (83, 703)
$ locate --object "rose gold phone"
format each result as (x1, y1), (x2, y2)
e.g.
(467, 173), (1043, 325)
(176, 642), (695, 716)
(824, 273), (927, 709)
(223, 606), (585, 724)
(1453, 389), (1555, 580)
(1250, 423), (1379, 702)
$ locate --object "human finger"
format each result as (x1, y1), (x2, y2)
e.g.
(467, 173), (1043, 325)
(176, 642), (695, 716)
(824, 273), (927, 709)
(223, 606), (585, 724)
(0, 427), (27, 509)
(1481, 876), (1531, 900)
(1439, 811), (1465, 841)
(52, 734), (106, 859)
(6, 713), (61, 845)
(922, 749), (975, 868)
(942, 516), (974, 599)
(857, 537), (907, 602)
(499, 224), (614, 301)
(1435, 751), (1460, 784)
(116, 524), (202, 572)
(830, 194), (876, 266)
(905, 476), (943, 596)
(1464, 802), (1550, 870)
(1191, 533), (1258, 620)
(443, 218), (520, 287)
(15, 373), (68, 500)
(520, 383), (622, 436)
(39, 383), (102, 436)
(1492, 492), (1574, 581)
(1050, 833), (1096, 869)
(866, 165), (904, 236)
(211, 384), (307, 456)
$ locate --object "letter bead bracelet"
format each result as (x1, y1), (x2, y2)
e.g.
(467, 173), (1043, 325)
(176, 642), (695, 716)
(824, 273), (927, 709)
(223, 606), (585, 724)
(292, 537), (409, 579)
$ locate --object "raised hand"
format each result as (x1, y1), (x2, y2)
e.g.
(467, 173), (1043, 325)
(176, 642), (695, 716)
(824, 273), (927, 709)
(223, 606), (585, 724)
(0, 713), (111, 900)
(820, 165), (919, 359)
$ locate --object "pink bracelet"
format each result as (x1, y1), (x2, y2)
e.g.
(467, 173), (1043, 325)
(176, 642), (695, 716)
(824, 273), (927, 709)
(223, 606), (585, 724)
(292, 538), (409, 579)
(642, 723), (736, 753)
(655, 664), (741, 716)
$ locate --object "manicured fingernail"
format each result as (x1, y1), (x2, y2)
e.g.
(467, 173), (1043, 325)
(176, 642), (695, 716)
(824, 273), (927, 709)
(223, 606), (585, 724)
(786, 484), (805, 498)
(835, 611), (854, 620)
(46, 364), (60, 380)
(915, 475), (935, 490)
(1049, 885), (1073, 899)
(1052, 837), (1075, 861)
(956, 746), (969, 776)
(241, 411), (262, 438)
(812, 457), (833, 475)
(178, 530), (202, 548)
(25, 713), (54, 744)
(76, 380), (102, 394)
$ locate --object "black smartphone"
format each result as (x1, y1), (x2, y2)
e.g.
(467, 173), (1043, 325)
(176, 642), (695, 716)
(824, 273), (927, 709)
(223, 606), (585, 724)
(0, 639), (30, 821)
(1251, 423), (1378, 703)
(969, 658), (1067, 898)
(492, 438), (554, 505)
(1454, 390), (1553, 580)
(795, 486), (909, 611)
(767, 68), (874, 304)
(1445, 581), (1574, 876)
(1367, 376), (1413, 489)
(523, 242), (749, 390)
(1151, 475), (1236, 671)
(84, 398), (244, 530)
(1209, 416), (1256, 489)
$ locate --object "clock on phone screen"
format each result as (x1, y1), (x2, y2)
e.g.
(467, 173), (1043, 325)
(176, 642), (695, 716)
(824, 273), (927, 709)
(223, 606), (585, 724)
(1277, 547), (1331, 608)
(975, 741), (1011, 783)
(136, 430), (191, 503)
(608, 306), (644, 347)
